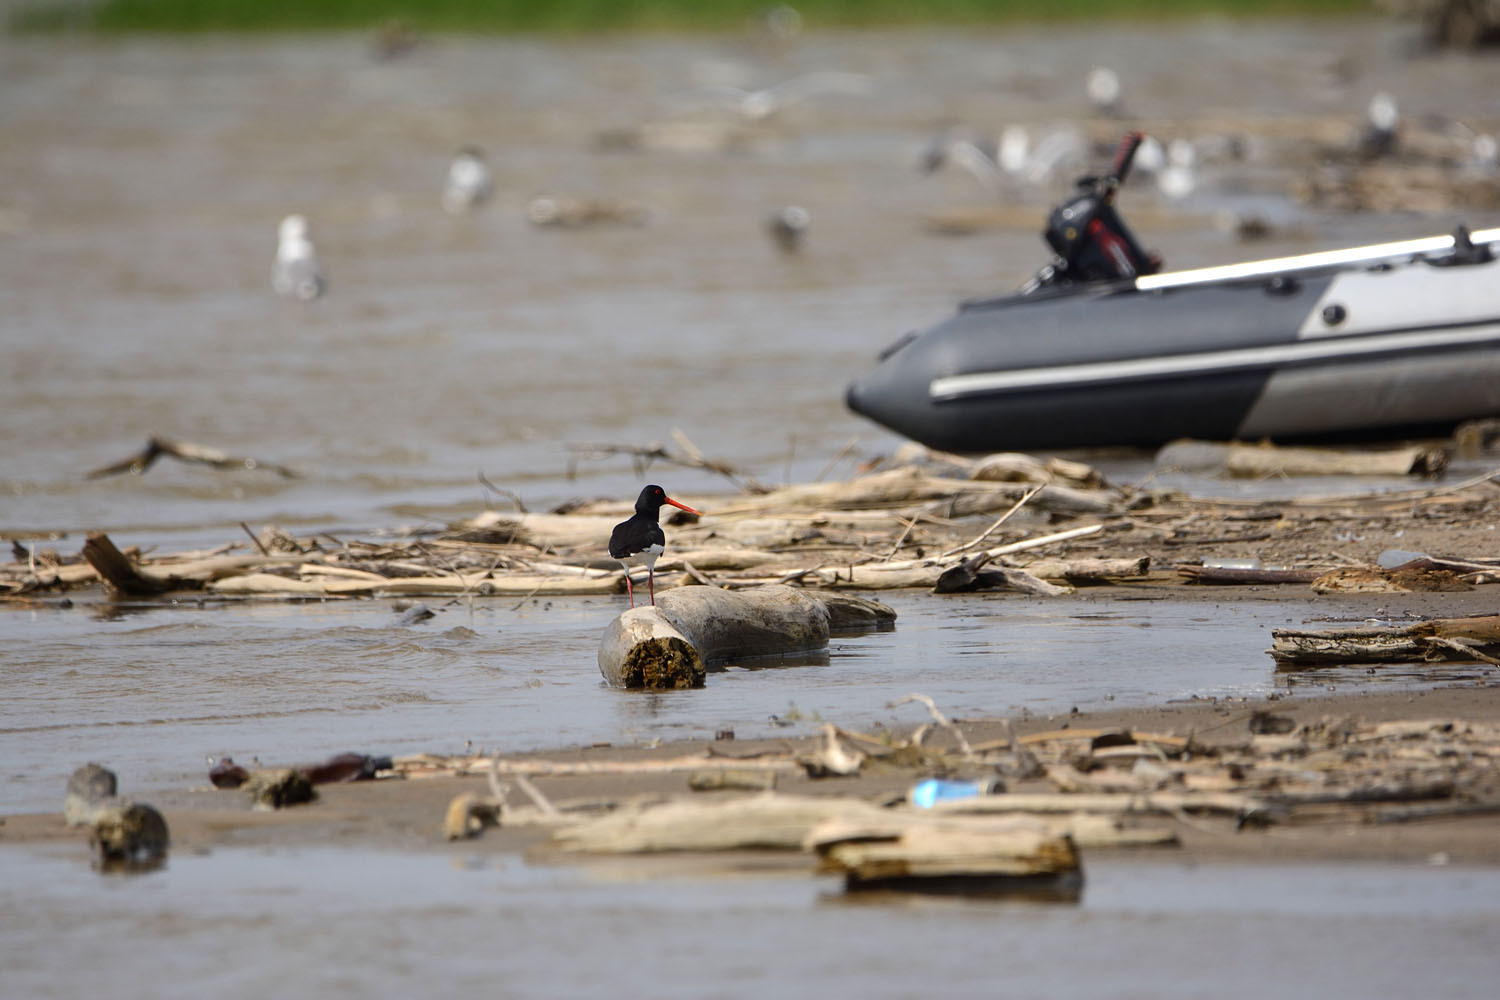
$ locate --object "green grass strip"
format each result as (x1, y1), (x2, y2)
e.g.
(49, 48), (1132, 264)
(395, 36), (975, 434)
(11, 0), (1376, 35)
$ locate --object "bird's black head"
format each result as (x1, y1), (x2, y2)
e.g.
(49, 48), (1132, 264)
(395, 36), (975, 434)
(633, 484), (701, 519)
(636, 484), (668, 512)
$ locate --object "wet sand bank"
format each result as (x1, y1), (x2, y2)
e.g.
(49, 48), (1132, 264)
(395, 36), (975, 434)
(7, 677), (1497, 869)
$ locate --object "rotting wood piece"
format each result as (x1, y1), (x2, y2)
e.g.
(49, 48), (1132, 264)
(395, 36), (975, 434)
(81, 534), (180, 596)
(1019, 556), (1150, 582)
(688, 468), (1117, 518)
(393, 752), (798, 780)
(208, 571), (617, 598)
(822, 592), (901, 630)
(810, 815), (1083, 898)
(599, 610), (706, 690)
(597, 585), (896, 689)
(1155, 439), (1449, 479)
(551, 792), (895, 853)
(934, 555), (1070, 596)
(1178, 564), (1327, 585)
(1310, 565), (1472, 594)
(1269, 614), (1500, 665)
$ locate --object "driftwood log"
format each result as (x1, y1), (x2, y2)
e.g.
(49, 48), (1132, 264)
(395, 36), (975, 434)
(549, 791), (1156, 859)
(810, 814), (1084, 897)
(81, 534), (179, 596)
(934, 557), (1070, 596)
(1155, 439), (1448, 478)
(1178, 564), (1326, 585)
(552, 792), (893, 853)
(82, 533), (305, 596)
(1270, 614), (1500, 665)
(597, 584), (896, 689)
(1021, 556), (1150, 581)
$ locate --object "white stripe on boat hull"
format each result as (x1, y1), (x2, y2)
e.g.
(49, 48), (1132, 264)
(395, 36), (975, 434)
(929, 322), (1500, 401)
(1134, 225), (1500, 292)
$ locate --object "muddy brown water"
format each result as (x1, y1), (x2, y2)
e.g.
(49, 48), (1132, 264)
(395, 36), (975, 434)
(3, 17), (1500, 997)
(4, 843), (1500, 1000)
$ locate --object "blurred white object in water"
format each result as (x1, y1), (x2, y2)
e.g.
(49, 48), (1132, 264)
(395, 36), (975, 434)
(998, 125), (1031, 175)
(1023, 126), (1089, 186)
(442, 146), (493, 214)
(1133, 134), (1167, 174)
(1157, 139), (1198, 200)
(767, 205), (809, 253)
(272, 214), (324, 301)
(1131, 135), (1202, 200)
(1086, 66), (1122, 115)
(1358, 91), (1400, 158)
(671, 70), (872, 123)
(1471, 132), (1499, 174)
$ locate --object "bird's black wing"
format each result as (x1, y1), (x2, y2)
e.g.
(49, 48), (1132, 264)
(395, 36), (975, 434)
(608, 521), (632, 559)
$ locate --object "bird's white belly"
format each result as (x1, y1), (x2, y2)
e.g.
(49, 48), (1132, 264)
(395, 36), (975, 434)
(617, 541), (664, 572)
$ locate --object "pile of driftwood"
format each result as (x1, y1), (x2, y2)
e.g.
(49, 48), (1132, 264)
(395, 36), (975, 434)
(1272, 613), (1500, 668)
(6, 441), (1500, 604)
(1, 455), (1140, 602)
(401, 700), (1500, 895)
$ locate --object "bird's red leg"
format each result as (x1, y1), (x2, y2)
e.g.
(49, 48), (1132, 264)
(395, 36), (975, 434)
(625, 574), (635, 608)
(648, 568), (656, 606)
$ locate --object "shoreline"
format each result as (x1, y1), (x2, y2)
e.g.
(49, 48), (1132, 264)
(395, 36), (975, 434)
(6, 680), (1498, 870)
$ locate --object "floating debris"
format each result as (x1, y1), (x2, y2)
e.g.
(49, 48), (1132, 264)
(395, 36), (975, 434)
(244, 768), (317, 810)
(527, 194), (649, 228)
(90, 800), (169, 872)
(64, 763), (117, 827)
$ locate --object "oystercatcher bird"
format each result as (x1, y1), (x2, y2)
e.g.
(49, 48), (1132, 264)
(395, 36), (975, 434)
(609, 485), (700, 608)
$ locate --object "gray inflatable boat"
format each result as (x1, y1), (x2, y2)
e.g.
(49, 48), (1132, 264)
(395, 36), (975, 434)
(846, 135), (1500, 453)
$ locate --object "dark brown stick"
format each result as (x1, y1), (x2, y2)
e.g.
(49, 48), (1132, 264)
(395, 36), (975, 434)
(81, 534), (177, 596)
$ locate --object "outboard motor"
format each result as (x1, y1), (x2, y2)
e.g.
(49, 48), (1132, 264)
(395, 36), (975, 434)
(1026, 131), (1159, 292)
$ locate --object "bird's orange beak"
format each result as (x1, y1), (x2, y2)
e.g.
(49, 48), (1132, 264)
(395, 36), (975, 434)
(664, 496), (701, 515)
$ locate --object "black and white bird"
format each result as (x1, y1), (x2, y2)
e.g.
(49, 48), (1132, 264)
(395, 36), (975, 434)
(442, 146), (493, 214)
(272, 214), (324, 301)
(608, 485), (700, 608)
